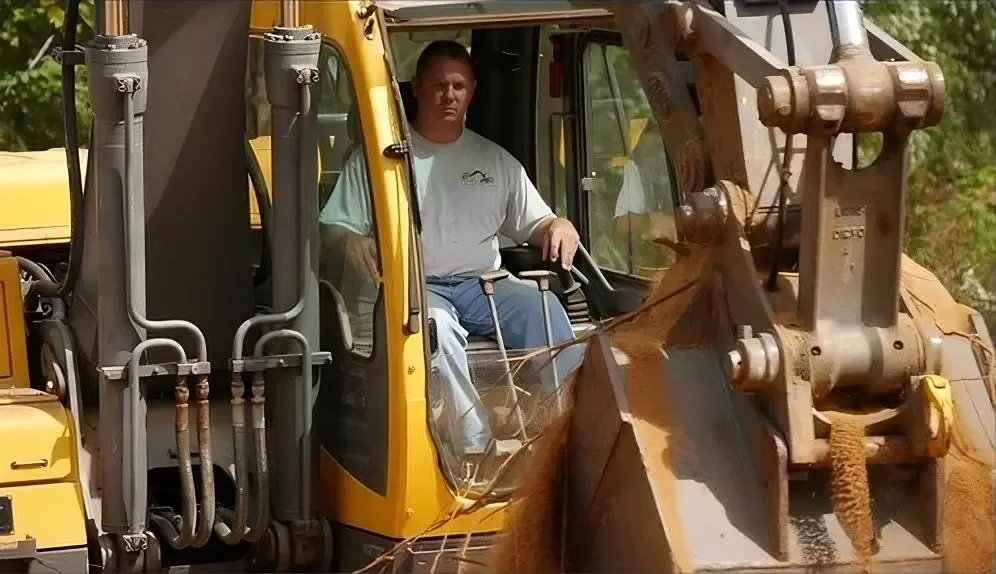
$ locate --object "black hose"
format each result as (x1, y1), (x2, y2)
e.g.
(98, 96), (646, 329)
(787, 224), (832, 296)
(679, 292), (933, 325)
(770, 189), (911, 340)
(15, 256), (57, 283)
(30, 0), (86, 300)
(246, 136), (272, 286)
(766, 0), (796, 293)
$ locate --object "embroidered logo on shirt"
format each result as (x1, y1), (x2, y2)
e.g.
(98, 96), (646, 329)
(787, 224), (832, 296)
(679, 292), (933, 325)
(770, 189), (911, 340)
(461, 169), (495, 186)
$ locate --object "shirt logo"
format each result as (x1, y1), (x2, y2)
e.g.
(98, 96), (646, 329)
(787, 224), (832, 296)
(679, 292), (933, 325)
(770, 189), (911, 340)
(461, 169), (495, 186)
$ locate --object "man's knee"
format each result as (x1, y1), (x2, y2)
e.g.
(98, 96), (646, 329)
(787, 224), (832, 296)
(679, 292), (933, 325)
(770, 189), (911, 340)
(429, 307), (469, 352)
(498, 281), (575, 345)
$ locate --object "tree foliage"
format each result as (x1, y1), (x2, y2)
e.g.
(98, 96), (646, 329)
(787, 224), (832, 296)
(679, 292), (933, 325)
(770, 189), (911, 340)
(0, 0), (992, 324)
(0, 0), (93, 151)
(863, 0), (996, 325)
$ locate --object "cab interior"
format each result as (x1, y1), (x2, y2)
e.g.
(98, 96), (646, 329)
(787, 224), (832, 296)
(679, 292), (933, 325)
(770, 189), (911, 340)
(244, 5), (699, 498)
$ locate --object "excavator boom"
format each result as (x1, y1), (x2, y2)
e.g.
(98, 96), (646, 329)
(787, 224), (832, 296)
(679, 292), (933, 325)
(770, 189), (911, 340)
(0, 1), (992, 573)
(497, 1), (995, 572)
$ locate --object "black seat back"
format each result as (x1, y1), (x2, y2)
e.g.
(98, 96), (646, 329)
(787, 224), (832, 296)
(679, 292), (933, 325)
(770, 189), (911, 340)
(398, 80), (417, 122)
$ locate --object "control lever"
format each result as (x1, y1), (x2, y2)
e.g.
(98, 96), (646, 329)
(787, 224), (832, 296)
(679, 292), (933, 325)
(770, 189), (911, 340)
(519, 270), (563, 415)
(478, 270), (528, 440)
(551, 264), (586, 298)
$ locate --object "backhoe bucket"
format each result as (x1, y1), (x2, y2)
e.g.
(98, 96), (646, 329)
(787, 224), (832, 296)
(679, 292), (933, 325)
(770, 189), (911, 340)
(557, 263), (994, 573)
(566, 337), (947, 573)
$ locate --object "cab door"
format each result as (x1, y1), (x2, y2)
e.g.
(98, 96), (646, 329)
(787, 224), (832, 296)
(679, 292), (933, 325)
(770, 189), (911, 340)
(296, 0), (432, 541)
(542, 29), (691, 285)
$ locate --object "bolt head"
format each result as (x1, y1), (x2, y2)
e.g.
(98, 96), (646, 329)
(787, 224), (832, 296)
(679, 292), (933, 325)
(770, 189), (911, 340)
(724, 349), (744, 384)
(757, 75), (793, 126)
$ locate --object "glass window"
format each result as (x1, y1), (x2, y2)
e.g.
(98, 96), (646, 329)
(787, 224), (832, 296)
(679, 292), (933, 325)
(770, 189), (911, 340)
(388, 29), (472, 82)
(313, 41), (388, 495)
(244, 37), (381, 357)
(314, 48), (380, 359)
(536, 27), (569, 217)
(245, 36), (388, 495)
(582, 42), (678, 277)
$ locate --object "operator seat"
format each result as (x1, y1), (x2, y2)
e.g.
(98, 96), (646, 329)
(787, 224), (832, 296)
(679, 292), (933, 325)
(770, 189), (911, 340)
(398, 81), (417, 122)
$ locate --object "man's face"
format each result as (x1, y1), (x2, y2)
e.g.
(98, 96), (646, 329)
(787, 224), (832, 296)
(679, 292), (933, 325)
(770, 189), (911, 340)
(414, 56), (476, 128)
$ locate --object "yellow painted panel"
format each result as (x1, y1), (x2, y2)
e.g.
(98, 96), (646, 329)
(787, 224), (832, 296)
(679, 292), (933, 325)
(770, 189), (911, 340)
(0, 150), (82, 247)
(0, 482), (86, 550)
(0, 252), (28, 388)
(0, 139), (275, 249)
(0, 389), (73, 484)
(0, 388), (85, 551)
(307, 1), (511, 540)
(250, 0), (279, 30)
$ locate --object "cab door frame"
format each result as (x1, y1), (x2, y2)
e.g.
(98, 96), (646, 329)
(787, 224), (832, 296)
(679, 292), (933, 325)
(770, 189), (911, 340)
(563, 28), (691, 289)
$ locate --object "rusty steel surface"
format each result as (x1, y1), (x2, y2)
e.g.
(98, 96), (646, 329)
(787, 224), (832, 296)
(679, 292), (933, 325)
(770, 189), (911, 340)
(611, 3), (711, 202)
(757, 45), (945, 136)
(552, 1), (994, 572)
(102, 0), (129, 35)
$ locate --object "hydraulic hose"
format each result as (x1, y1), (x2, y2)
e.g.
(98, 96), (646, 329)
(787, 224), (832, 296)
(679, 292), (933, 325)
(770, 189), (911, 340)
(190, 374), (216, 548)
(31, 0), (86, 300)
(223, 57), (316, 543)
(150, 374), (198, 550)
(121, 81), (214, 545)
(213, 371), (250, 544)
(244, 371), (270, 542)
(254, 329), (313, 519)
(128, 339), (188, 534)
(15, 256), (56, 283)
(213, 370), (268, 544)
(121, 84), (209, 363)
(766, 0), (796, 293)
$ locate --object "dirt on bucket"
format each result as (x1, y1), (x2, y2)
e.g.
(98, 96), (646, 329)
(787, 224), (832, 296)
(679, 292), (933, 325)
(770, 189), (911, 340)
(826, 415), (878, 569)
(490, 246), (709, 573)
(941, 419), (995, 574)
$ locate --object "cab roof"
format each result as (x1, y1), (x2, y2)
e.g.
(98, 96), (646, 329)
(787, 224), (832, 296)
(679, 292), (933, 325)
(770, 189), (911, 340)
(377, 0), (612, 28)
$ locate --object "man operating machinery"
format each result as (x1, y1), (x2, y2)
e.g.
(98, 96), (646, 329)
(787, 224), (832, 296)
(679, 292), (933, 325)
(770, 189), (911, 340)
(320, 41), (585, 475)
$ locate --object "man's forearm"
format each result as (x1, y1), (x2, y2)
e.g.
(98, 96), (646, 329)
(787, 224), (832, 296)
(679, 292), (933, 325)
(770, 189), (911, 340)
(525, 214), (559, 247)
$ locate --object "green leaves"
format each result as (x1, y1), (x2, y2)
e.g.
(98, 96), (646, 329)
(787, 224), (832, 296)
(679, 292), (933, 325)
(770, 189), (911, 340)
(0, 0), (94, 151)
(865, 0), (996, 325)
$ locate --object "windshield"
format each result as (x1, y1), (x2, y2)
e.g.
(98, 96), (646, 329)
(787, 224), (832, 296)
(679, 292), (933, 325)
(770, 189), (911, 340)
(385, 26), (587, 500)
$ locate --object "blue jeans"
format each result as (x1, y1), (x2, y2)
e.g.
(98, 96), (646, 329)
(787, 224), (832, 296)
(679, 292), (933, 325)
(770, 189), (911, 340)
(426, 275), (584, 456)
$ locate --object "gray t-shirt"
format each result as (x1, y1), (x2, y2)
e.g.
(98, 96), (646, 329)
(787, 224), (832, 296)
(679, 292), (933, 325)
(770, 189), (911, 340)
(319, 125), (554, 278)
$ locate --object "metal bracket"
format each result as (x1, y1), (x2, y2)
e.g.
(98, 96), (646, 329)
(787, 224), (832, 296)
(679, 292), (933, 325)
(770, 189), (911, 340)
(293, 65), (319, 86)
(0, 538), (36, 561)
(121, 533), (148, 553)
(230, 352), (332, 374)
(357, 1), (376, 20)
(114, 73), (143, 94)
(99, 360), (212, 382)
(383, 141), (409, 159)
(53, 46), (85, 67)
(0, 496), (12, 536)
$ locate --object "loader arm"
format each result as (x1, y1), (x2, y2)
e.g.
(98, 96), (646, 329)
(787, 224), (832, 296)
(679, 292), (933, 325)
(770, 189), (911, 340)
(526, 1), (996, 572)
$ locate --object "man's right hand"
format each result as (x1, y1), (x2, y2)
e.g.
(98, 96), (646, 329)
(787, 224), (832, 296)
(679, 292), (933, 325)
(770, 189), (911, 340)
(343, 231), (379, 284)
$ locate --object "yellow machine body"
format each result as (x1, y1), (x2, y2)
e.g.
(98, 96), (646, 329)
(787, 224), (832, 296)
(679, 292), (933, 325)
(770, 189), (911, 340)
(256, 1), (507, 541)
(0, 252), (87, 567)
(0, 1), (993, 573)
(0, 252), (29, 388)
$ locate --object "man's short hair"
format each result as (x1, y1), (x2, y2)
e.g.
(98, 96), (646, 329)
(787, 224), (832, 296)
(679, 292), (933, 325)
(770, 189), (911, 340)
(414, 40), (474, 80)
